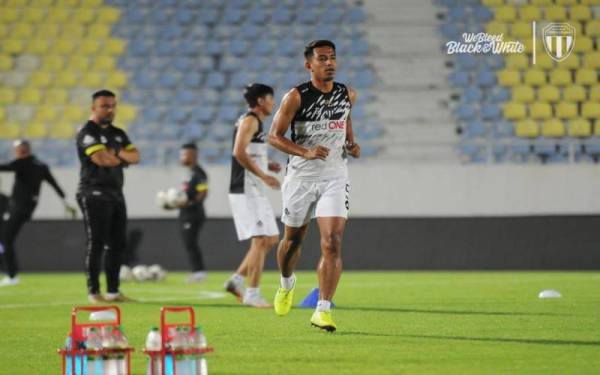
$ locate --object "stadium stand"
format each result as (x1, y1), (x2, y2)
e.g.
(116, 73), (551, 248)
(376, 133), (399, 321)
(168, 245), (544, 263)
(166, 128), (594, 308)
(0, 0), (379, 166)
(437, 0), (600, 164)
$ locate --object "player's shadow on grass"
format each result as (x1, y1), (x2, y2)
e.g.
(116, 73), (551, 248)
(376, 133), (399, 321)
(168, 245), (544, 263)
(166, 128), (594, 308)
(336, 306), (567, 317)
(399, 334), (600, 347)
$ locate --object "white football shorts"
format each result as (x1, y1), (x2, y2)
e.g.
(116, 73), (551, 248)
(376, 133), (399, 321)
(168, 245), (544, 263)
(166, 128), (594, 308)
(228, 194), (279, 241)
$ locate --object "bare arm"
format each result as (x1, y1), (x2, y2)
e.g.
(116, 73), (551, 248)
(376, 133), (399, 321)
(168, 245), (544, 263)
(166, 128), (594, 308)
(268, 89), (329, 160)
(234, 116), (280, 189)
(345, 86), (361, 158)
(117, 147), (140, 165)
(90, 148), (122, 167)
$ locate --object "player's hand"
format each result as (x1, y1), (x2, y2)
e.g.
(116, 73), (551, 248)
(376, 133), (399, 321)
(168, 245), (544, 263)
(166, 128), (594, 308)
(346, 141), (361, 158)
(268, 161), (281, 173)
(303, 145), (329, 160)
(262, 175), (281, 190)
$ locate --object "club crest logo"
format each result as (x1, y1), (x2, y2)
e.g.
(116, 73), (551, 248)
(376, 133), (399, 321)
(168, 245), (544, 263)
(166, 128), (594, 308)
(542, 23), (575, 62)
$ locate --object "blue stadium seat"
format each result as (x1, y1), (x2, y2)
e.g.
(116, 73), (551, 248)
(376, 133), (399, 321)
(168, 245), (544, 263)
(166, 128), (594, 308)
(133, 70), (154, 89)
(205, 40), (224, 56)
(272, 8), (292, 24)
(346, 7), (367, 23)
(177, 40), (204, 57)
(199, 8), (219, 25)
(182, 72), (203, 89)
(188, 25), (209, 39)
(454, 103), (477, 121)
(510, 138), (532, 157)
(488, 87), (510, 103)
(122, 9), (147, 24)
(458, 141), (486, 163)
(140, 107), (164, 123)
(247, 8), (269, 24)
(157, 72), (179, 89)
(474, 6), (493, 22)
(297, 9), (318, 24)
(463, 87), (482, 102)
(164, 107), (189, 124)
(354, 70), (375, 88)
(223, 8), (244, 24)
(156, 40), (174, 56)
(447, 6), (467, 22)
(439, 23), (461, 39)
(465, 121), (487, 137)
(131, 39), (152, 57)
(475, 70), (496, 88)
(163, 25), (184, 40)
(175, 8), (195, 25)
(190, 107), (214, 124)
(217, 106), (241, 123)
(322, 7), (343, 23)
(205, 72), (226, 89)
(449, 71), (469, 87)
(493, 121), (514, 137)
(229, 39), (249, 57)
(239, 23), (263, 39)
(176, 89), (201, 106)
(481, 104), (502, 121)
(149, 8), (170, 24)
(455, 54), (478, 71)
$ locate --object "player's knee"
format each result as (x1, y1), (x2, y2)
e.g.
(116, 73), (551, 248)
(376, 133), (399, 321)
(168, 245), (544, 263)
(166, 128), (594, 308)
(321, 233), (342, 256)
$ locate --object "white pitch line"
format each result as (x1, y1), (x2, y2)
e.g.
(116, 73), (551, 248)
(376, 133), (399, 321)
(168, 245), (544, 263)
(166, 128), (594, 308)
(0, 291), (227, 310)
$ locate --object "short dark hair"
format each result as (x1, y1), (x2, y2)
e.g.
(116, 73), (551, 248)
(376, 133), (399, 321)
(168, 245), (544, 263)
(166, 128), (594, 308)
(13, 139), (30, 150)
(181, 142), (197, 151)
(243, 83), (274, 107)
(304, 40), (336, 60)
(92, 90), (116, 101)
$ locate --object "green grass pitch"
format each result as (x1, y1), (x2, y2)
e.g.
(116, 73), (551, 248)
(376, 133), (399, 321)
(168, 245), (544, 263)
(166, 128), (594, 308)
(0, 271), (599, 374)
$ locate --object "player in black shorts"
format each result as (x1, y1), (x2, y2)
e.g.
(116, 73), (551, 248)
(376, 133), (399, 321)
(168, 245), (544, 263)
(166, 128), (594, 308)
(0, 139), (71, 287)
(175, 143), (209, 283)
(76, 90), (140, 303)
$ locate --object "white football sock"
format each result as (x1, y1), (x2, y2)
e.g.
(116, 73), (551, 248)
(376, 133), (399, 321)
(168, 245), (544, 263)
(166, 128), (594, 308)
(316, 300), (331, 312)
(280, 274), (296, 290)
(232, 273), (244, 284)
(246, 287), (260, 298)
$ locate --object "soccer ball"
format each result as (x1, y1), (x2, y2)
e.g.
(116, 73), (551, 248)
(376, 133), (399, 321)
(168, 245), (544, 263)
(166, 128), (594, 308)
(119, 265), (134, 282)
(156, 190), (168, 208)
(132, 265), (151, 281)
(166, 188), (188, 207)
(148, 264), (167, 281)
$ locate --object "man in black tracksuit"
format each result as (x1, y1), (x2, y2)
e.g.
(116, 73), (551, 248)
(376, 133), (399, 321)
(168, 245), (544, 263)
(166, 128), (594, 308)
(178, 143), (209, 282)
(76, 90), (140, 303)
(0, 140), (68, 287)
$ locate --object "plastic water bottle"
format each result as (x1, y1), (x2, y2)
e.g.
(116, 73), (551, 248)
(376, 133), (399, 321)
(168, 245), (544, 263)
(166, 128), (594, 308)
(86, 327), (103, 375)
(65, 333), (87, 375)
(172, 327), (188, 375)
(145, 327), (162, 375)
(192, 326), (208, 375)
(102, 326), (120, 375)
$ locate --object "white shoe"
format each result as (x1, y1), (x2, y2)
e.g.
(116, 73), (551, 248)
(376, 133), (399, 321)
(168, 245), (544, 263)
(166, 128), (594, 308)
(243, 293), (272, 308)
(224, 277), (245, 302)
(0, 276), (19, 287)
(187, 271), (207, 283)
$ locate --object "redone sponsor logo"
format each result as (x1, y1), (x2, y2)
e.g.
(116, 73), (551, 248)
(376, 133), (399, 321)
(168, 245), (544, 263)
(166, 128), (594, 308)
(310, 120), (346, 131)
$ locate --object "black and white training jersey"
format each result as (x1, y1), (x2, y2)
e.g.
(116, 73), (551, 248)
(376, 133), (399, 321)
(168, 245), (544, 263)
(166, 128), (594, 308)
(229, 112), (268, 196)
(288, 81), (352, 180)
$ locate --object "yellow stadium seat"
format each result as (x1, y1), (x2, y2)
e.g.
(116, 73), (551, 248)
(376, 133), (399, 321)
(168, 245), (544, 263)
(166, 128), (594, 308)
(80, 39), (101, 55)
(512, 86), (536, 103)
(531, 0), (553, 5)
(118, 104), (137, 123)
(538, 86), (561, 102)
(35, 24), (60, 39)
(0, 24), (7, 39)
(0, 123), (21, 139)
(504, 102), (527, 120)
(576, 69), (598, 85)
(556, 102), (579, 119)
(46, 8), (71, 23)
(570, 5), (592, 21)
(5, 0), (28, 6)
(30, 0), (54, 5)
(486, 22), (508, 35)
(23, 122), (47, 138)
(482, 0), (504, 5)
(24, 39), (50, 54)
(495, 6), (516, 21)
(574, 37), (593, 53)
(532, 54), (554, 70)
(73, 9), (96, 24)
(45, 89), (68, 104)
(2, 39), (24, 54)
(522, 38), (543, 55)
(41, 55), (65, 71)
(0, 55), (13, 71)
(0, 107), (5, 122)
(0, 8), (19, 23)
(21, 8), (46, 23)
(105, 71), (128, 89)
(103, 39), (126, 55)
(563, 85), (587, 102)
(556, 0), (577, 4)
(97, 7), (121, 23)
(582, 102), (600, 118)
(20, 88), (42, 104)
(87, 24), (111, 39)
(81, 0), (103, 7)
(60, 24), (85, 39)
(556, 54), (580, 70)
(0, 88), (17, 105)
(506, 54), (528, 69)
(81, 72), (103, 88)
(519, 5), (541, 22)
(54, 39), (77, 55)
(541, 119), (566, 137)
(587, 20), (600, 37)
(510, 22), (530, 39)
(34, 106), (58, 122)
(54, 72), (78, 88)
(550, 70), (572, 86)
(568, 118), (591, 137)
(64, 105), (85, 122)
(93, 56), (116, 71)
(12, 23), (34, 39)
(498, 69), (521, 86)
(530, 102), (553, 120)
(546, 6), (567, 21)
(524, 70), (546, 86)
(515, 119), (539, 137)
(49, 122), (76, 139)
(56, 0), (80, 6)
(590, 86), (600, 101)
(29, 71), (53, 88)
(581, 0), (600, 4)
(67, 56), (90, 72)
(583, 52), (600, 69)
